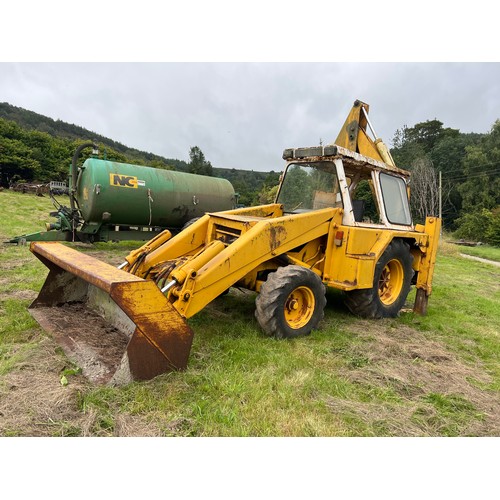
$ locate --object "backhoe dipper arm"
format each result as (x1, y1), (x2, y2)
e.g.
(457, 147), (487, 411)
(334, 99), (396, 167)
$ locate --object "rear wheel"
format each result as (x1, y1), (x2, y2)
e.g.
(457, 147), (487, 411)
(255, 265), (326, 339)
(345, 239), (413, 318)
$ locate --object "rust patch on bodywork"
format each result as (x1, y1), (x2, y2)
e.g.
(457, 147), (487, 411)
(29, 242), (194, 385)
(269, 224), (287, 252)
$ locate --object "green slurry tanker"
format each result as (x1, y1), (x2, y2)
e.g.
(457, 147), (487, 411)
(9, 143), (237, 244)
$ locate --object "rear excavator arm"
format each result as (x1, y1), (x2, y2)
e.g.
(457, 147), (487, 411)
(335, 99), (396, 167)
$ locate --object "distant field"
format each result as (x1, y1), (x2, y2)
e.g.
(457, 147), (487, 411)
(455, 243), (500, 263)
(0, 189), (499, 437)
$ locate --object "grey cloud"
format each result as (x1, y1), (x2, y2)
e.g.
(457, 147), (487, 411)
(1, 62), (499, 172)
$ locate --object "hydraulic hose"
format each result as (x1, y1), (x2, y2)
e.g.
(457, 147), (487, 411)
(70, 142), (98, 213)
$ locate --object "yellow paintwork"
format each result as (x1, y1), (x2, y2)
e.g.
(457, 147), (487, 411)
(374, 139), (396, 167)
(29, 241), (194, 376)
(169, 207), (335, 317)
(117, 204), (438, 320)
(284, 286), (315, 329)
(132, 204), (283, 274)
(28, 99), (442, 382)
(123, 229), (173, 267)
(322, 222), (434, 291)
(346, 227), (383, 255)
(31, 241), (144, 292)
(415, 217), (442, 295)
(335, 100), (394, 165)
(378, 259), (404, 305)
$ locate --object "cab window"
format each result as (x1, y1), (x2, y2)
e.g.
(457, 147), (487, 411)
(379, 173), (412, 225)
(277, 163), (341, 213)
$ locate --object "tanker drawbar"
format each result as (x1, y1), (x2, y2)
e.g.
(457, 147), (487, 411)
(29, 242), (194, 385)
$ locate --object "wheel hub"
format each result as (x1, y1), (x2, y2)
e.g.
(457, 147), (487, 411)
(378, 259), (404, 305)
(284, 286), (315, 329)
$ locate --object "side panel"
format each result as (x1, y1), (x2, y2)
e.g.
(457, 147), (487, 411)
(324, 226), (391, 290)
(323, 225), (431, 291)
(346, 228), (384, 255)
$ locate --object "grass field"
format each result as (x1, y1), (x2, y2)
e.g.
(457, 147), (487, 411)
(0, 189), (499, 437)
(455, 243), (500, 262)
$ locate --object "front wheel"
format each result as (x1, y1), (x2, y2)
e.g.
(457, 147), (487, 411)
(344, 239), (414, 318)
(255, 265), (326, 339)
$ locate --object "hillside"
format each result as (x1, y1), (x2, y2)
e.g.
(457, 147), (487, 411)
(0, 102), (279, 205)
(0, 102), (189, 171)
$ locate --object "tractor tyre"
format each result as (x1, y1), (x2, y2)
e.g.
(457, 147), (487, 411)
(255, 265), (326, 339)
(344, 239), (413, 319)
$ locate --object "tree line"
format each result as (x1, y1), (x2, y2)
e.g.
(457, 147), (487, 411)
(1, 102), (499, 245)
(391, 118), (500, 245)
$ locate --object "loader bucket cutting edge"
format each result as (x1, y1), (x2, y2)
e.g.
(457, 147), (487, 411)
(29, 242), (194, 385)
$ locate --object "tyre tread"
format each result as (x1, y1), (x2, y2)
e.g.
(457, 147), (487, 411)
(255, 265), (326, 338)
(344, 239), (414, 319)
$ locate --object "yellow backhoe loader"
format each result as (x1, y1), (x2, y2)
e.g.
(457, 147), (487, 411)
(29, 100), (441, 385)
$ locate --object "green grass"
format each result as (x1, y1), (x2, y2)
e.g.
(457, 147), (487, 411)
(0, 189), (66, 238)
(0, 190), (499, 436)
(402, 252), (500, 385)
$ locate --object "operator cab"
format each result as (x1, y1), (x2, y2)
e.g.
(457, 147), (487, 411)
(278, 144), (413, 230)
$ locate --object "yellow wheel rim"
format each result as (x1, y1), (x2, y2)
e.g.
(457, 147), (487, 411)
(378, 259), (404, 305)
(284, 286), (315, 329)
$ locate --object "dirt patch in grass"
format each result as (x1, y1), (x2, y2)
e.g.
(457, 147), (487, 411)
(0, 337), (87, 436)
(327, 320), (500, 436)
(0, 336), (162, 436)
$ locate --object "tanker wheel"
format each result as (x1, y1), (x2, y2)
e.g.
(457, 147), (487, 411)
(255, 265), (326, 339)
(344, 239), (414, 319)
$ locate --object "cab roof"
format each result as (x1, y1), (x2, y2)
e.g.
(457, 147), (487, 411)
(282, 144), (410, 178)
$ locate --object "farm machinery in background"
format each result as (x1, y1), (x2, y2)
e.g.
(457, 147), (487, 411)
(9, 144), (237, 244)
(28, 100), (441, 385)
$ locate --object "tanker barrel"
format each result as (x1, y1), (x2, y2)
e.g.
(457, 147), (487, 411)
(76, 158), (236, 228)
(29, 242), (194, 385)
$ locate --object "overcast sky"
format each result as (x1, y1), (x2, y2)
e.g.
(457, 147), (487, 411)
(1, 2), (499, 173)
(2, 62), (499, 172)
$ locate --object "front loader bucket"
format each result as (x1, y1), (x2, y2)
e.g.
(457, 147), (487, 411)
(29, 242), (194, 385)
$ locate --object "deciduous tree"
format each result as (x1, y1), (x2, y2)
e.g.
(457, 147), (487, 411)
(188, 146), (213, 176)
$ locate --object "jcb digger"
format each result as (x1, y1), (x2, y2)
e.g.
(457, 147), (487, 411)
(29, 100), (441, 385)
